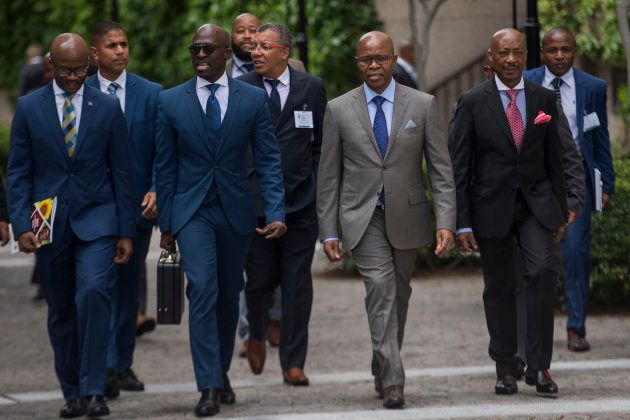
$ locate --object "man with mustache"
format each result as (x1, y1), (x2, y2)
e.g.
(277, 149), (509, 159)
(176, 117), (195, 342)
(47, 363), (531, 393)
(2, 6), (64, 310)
(155, 24), (286, 417)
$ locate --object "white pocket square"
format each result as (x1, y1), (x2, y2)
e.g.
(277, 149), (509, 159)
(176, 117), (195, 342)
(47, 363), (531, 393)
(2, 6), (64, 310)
(404, 119), (417, 129)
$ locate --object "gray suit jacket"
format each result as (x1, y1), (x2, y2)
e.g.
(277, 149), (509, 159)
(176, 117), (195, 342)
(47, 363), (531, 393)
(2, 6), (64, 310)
(226, 57), (306, 77)
(317, 82), (456, 250)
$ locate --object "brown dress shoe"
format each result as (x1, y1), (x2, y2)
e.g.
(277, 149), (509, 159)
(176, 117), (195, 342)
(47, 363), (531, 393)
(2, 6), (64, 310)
(383, 385), (405, 408)
(247, 339), (266, 374)
(567, 330), (591, 352)
(283, 368), (309, 386)
(266, 320), (281, 347)
(238, 340), (248, 358)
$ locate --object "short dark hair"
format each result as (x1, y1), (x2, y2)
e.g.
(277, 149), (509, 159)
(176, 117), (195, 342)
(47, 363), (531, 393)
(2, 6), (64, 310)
(258, 23), (292, 52)
(542, 27), (576, 49)
(91, 20), (126, 45)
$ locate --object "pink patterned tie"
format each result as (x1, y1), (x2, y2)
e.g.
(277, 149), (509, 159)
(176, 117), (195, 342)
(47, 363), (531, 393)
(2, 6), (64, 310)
(505, 89), (524, 151)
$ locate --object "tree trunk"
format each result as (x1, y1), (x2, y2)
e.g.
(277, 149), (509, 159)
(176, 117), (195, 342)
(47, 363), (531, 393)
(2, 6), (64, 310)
(412, 0), (448, 92)
(616, 0), (630, 151)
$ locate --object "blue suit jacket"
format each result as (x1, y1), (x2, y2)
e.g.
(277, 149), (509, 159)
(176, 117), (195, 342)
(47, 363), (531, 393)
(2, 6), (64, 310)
(523, 66), (615, 200)
(156, 76), (285, 236)
(86, 73), (163, 229)
(7, 82), (136, 246)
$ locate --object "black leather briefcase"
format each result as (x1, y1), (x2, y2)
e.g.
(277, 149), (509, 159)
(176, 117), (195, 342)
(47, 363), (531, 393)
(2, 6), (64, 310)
(157, 249), (185, 325)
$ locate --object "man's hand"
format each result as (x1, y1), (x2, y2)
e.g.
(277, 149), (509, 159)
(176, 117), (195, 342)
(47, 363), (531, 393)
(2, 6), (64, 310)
(552, 225), (566, 245)
(141, 192), (158, 219)
(323, 239), (342, 262)
(160, 231), (176, 251)
(255, 221), (287, 239)
(17, 231), (40, 253)
(602, 193), (610, 209)
(456, 231), (478, 253)
(0, 221), (9, 246)
(115, 237), (133, 264)
(435, 229), (455, 256)
(567, 210), (578, 225)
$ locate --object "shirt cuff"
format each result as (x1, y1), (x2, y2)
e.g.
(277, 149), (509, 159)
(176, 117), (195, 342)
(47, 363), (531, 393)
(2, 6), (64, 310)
(322, 237), (339, 243)
(456, 228), (473, 235)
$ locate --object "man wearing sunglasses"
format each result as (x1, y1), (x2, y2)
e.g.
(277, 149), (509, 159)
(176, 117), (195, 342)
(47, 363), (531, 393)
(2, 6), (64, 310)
(156, 23), (286, 417)
(238, 23), (326, 386)
(86, 20), (163, 401)
(317, 31), (456, 408)
(7, 33), (134, 418)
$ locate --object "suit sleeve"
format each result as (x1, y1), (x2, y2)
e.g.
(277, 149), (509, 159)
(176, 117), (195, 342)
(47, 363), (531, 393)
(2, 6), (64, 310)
(450, 94), (475, 231)
(592, 79), (615, 195)
(108, 103), (136, 238)
(312, 80), (327, 177)
(544, 96), (567, 221)
(155, 94), (178, 232)
(251, 91), (285, 224)
(423, 96), (456, 231)
(316, 103), (343, 241)
(148, 84), (164, 193)
(6, 99), (34, 237)
(556, 103), (584, 214)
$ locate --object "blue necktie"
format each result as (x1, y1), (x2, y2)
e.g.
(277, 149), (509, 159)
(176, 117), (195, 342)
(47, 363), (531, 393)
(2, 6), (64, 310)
(205, 83), (221, 133)
(372, 95), (388, 205)
(107, 82), (119, 96)
(242, 62), (254, 72)
(551, 77), (563, 103)
(266, 79), (282, 114)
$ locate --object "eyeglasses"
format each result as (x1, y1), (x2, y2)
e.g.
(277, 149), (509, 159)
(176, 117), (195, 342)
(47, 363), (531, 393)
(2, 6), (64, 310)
(188, 44), (227, 55)
(52, 61), (89, 77)
(355, 55), (392, 66)
(249, 43), (288, 52)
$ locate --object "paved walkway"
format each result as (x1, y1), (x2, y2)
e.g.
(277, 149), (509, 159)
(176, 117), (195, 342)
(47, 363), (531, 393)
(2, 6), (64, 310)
(1, 238), (629, 418)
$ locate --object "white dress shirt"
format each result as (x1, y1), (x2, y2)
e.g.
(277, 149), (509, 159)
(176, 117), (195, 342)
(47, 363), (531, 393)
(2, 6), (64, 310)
(53, 80), (83, 130)
(196, 72), (229, 122)
(262, 66), (291, 111)
(364, 78), (396, 136)
(543, 66), (578, 145)
(97, 70), (127, 113)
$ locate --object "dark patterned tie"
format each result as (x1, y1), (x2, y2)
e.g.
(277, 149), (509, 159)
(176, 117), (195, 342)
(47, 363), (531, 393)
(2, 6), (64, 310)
(107, 82), (119, 96)
(505, 89), (524, 151)
(205, 83), (221, 133)
(265, 79), (282, 114)
(372, 95), (388, 205)
(551, 77), (563, 103)
(62, 93), (77, 157)
(242, 62), (254, 72)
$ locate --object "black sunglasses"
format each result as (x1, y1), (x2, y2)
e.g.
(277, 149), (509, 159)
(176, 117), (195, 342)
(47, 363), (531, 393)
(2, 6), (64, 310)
(188, 44), (227, 55)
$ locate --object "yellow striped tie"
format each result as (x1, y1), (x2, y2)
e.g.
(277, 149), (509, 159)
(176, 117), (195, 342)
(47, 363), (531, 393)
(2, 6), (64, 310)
(62, 93), (77, 157)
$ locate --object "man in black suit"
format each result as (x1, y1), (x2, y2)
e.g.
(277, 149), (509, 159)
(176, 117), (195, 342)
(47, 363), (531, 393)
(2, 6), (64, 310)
(450, 28), (567, 396)
(392, 41), (417, 89)
(0, 177), (9, 246)
(238, 22), (326, 386)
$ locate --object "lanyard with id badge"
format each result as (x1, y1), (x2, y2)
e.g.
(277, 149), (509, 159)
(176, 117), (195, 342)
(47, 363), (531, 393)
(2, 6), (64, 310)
(294, 103), (314, 129)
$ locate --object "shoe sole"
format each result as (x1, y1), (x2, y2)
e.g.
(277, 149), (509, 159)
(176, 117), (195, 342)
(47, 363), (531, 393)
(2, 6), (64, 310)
(383, 400), (405, 409)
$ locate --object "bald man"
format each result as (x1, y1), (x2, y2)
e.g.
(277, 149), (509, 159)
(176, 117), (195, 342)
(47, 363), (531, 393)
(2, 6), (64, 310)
(7, 33), (134, 417)
(155, 24), (285, 416)
(451, 28), (566, 395)
(317, 31), (455, 408)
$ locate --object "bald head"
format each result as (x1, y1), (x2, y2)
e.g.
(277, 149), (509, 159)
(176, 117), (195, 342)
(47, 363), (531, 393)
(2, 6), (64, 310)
(542, 28), (575, 49)
(191, 24), (231, 82)
(194, 24), (229, 46)
(487, 28), (526, 88)
(357, 31), (394, 56)
(490, 28), (525, 53)
(355, 31), (397, 94)
(231, 13), (260, 62)
(49, 33), (89, 94)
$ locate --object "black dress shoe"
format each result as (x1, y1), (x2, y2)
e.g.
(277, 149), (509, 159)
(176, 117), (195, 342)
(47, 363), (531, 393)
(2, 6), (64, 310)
(86, 395), (109, 417)
(59, 398), (86, 418)
(219, 373), (235, 405)
(515, 358), (526, 381)
(383, 385), (405, 409)
(105, 368), (120, 399)
(118, 368), (145, 391)
(525, 369), (558, 393)
(495, 374), (518, 395)
(194, 389), (220, 417)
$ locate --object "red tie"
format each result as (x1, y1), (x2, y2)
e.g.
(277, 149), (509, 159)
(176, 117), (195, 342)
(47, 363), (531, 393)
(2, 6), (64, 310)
(506, 89), (524, 151)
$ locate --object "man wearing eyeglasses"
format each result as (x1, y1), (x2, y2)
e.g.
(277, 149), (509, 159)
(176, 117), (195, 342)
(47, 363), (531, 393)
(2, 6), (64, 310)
(7, 33), (134, 418)
(237, 23), (326, 386)
(317, 31), (456, 408)
(86, 20), (163, 400)
(155, 23), (286, 417)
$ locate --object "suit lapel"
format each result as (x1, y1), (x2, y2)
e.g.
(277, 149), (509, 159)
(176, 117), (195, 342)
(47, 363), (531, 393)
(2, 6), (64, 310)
(40, 84), (69, 162)
(184, 78), (214, 155)
(574, 69), (585, 135)
(215, 77), (241, 156)
(276, 67), (302, 129)
(351, 87), (382, 158)
(484, 81), (516, 150)
(523, 81), (536, 138)
(384, 83), (409, 160)
(124, 74), (138, 133)
(73, 85), (96, 160)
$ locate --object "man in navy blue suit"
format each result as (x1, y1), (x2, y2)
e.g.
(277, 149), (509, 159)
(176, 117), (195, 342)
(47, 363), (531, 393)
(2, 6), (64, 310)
(524, 28), (615, 352)
(86, 20), (162, 398)
(156, 23), (286, 417)
(7, 33), (134, 418)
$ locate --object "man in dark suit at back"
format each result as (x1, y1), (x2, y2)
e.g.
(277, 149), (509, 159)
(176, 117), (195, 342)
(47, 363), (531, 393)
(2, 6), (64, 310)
(7, 33), (134, 418)
(523, 28), (615, 353)
(392, 41), (418, 89)
(238, 23), (326, 385)
(451, 28), (567, 396)
(86, 20), (162, 398)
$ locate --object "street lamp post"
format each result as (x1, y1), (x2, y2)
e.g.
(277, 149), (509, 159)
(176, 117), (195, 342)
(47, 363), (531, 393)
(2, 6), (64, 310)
(524, 0), (540, 69)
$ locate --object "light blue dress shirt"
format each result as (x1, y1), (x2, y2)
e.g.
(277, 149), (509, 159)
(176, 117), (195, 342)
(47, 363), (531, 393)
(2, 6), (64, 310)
(363, 79), (396, 137)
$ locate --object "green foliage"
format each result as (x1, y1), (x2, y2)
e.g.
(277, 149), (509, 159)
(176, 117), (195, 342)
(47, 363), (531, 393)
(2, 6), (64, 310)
(0, 0), (380, 99)
(538, 0), (624, 65)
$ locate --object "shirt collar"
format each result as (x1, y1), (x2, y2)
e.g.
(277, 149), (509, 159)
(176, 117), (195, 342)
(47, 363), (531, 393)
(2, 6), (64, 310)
(232, 55), (249, 70)
(53, 79), (84, 97)
(363, 78), (396, 104)
(97, 69), (127, 90)
(265, 65), (290, 86)
(543, 66), (574, 88)
(196, 72), (229, 91)
(494, 74), (524, 91)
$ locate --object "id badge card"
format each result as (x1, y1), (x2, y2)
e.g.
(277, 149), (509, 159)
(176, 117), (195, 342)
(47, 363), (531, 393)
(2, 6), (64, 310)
(294, 110), (314, 128)
(583, 111), (601, 132)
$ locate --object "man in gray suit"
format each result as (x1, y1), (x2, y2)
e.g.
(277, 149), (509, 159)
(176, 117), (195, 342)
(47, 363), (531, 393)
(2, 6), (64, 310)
(317, 31), (456, 408)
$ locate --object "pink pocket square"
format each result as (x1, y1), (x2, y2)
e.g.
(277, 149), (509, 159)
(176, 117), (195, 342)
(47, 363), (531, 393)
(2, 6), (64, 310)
(534, 110), (552, 124)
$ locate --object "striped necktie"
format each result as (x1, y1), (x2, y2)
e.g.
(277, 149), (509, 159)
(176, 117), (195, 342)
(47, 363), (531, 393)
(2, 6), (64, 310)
(551, 77), (563, 103)
(62, 93), (78, 157)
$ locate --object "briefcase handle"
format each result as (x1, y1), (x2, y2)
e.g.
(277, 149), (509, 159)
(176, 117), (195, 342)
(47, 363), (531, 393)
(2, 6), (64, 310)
(159, 243), (179, 263)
